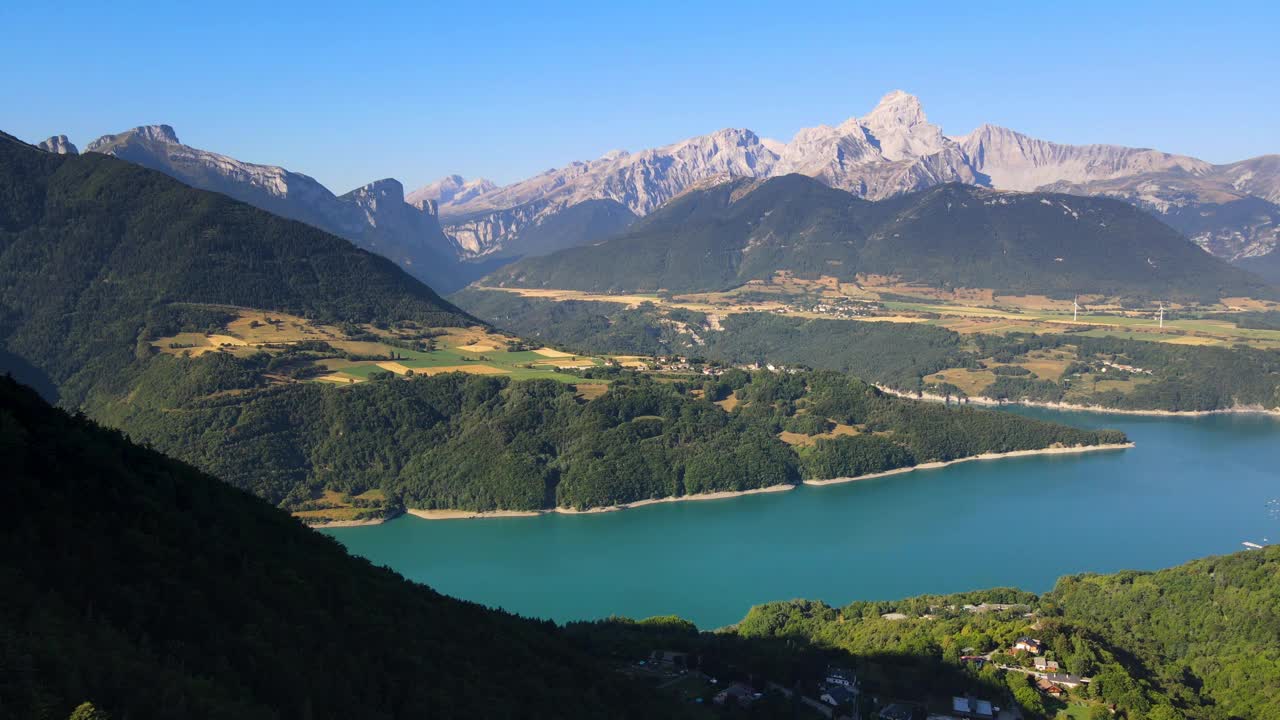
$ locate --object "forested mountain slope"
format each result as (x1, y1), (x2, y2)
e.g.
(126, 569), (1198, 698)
(730, 546), (1280, 720)
(0, 376), (685, 719)
(0, 131), (470, 406)
(1238, 249), (1280, 285)
(485, 176), (1273, 301)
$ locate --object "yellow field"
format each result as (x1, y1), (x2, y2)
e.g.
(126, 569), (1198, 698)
(574, 383), (610, 400)
(226, 310), (346, 343)
(433, 326), (513, 348)
(535, 358), (596, 368)
(926, 369), (997, 396)
(1017, 350), (1075, 380)
(533, 347), (575, 358)
(326, 340), (387, 355)
(415, 364), (508, 376)
(855, 315), (930, 324)
(609, 355), (653, 368)
(716, 395), (740, 411)
(291, 489), (389, 523)
(315, 373), (362, 384)
(376, 361), (414, 375)
(778, 422), (859, 447)
(1162, 335), (1221, 346)
(457, 341), (500, 352)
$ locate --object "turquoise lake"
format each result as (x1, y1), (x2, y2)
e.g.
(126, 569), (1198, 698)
(324, 407), (1280, 629)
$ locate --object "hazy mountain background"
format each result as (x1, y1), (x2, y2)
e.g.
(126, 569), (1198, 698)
(40, 91), (1279, 291)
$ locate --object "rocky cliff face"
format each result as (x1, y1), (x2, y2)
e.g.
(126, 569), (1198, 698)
(958, 124), (1211, 191)
(406, 174), (497, 209)
(37, 135), (78, 155)
(426, 128), (782, 257)
(84, 126), (467, 290)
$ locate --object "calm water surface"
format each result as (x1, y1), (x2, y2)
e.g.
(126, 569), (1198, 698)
(324, 408), (1280, 628)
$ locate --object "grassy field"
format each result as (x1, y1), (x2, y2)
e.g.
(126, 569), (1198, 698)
(478, 277), (1280, 349)
(925, 368), (998, 396)
(322, 340), (610, 384)
(151, 308), (619, 386)
(778, 422), (858, 447)
(292, 489), (393, 524)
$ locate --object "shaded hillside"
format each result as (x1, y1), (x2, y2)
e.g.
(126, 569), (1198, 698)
(1238, 249), (1280, 285)
(490, 198), (637, 259)
(486, 176), (1273, 301)
(0, 131), (471, 405)
(0, 376), (685, 719)
(1144, 196), (1280, 261)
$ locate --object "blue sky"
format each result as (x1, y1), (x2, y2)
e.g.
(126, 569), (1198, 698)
(4, 1), (1277, 193)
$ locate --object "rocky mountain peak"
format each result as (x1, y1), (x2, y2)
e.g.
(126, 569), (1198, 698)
(136, 124), (180, 144)
(861, 90), (927, 129)
(407, 175), (499, 210)
(347, 178), (406, 203)
(85, 124), (180, 153)
(38, 135), (78, 155)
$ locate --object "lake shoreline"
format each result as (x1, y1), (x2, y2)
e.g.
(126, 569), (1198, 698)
(405, 484), (798, 521)
(875, 385), (1280, 418)
(377, 442), (1133, 522)
(802, 442), (1135, 487)
(301, 511), (403, 528)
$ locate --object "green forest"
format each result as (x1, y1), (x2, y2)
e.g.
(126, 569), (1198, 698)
(84, 355), (1123, 512)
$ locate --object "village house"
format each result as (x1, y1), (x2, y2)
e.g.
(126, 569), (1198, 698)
(1046, 673), (1088, 689)
(1036, 678), (1065, 697)
(825, 665), (858, 688)
(962, 602), (1030, 614)
(648, 650), (689, 670)
(878, 703), (916, 720)
(1033, 657), (1060, 672)
(713, 682), (759, 706)
(959, 655), (987, 667)
(821, 685), (858, 708)
(951, 696), (995, 720)
(1013, 637), (1044, 654)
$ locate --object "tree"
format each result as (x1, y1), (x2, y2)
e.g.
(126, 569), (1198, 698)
(69, 702), (110, 720)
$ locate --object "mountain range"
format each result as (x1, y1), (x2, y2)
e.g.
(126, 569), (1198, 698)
(486, 174), (1271, 301)
(39, 90), (1280, 288)
(435, 91), (1280, 265)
